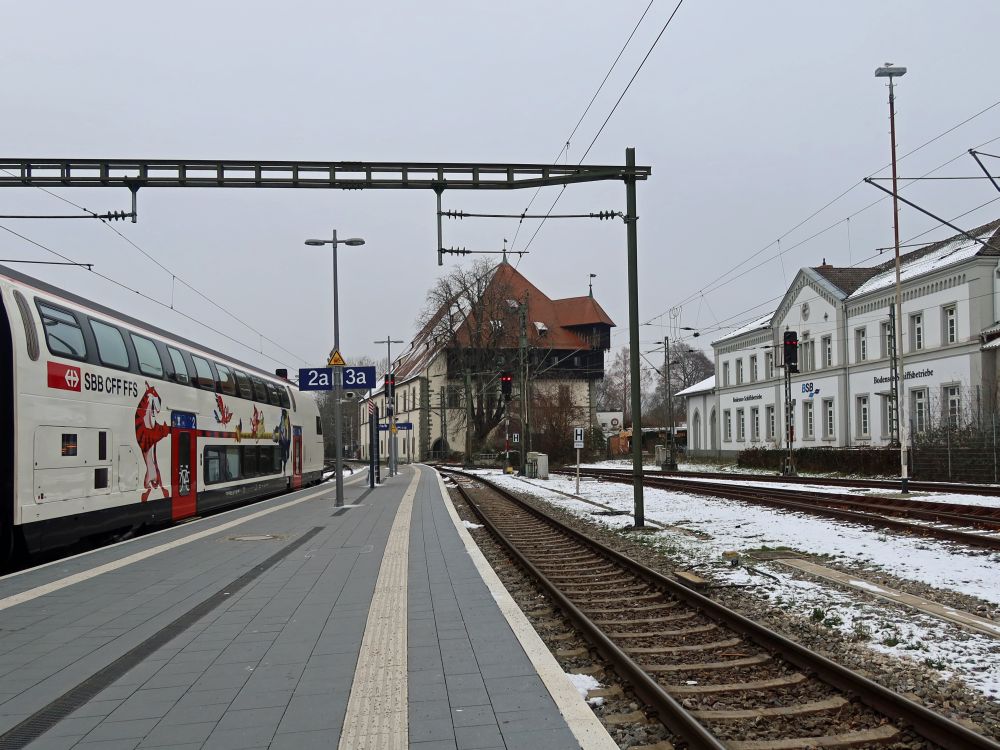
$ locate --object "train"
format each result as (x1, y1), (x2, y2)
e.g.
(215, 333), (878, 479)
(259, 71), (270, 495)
(0, 264), (324, 564)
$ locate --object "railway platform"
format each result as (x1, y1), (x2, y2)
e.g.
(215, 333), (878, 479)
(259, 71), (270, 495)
(0, 465), (610, 750)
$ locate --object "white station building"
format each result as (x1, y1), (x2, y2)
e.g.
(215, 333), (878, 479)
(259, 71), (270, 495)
(681, 219), (1000, 458)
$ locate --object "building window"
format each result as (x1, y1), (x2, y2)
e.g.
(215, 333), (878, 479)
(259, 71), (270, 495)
(800, 339), (815, 373)
(749, 355), (757, 382)
(910, 313), (923, 351)
(880, 393), (894, 438)
(857, 395), (870, 438)
(945, 385), (961, 426)
(765, 405), (775, 440)
(855, 327), (867, 362)
(944, 305), (957, 345)
(765, 352), (774, 379)
(911, 388), (928, 434)
(736, 409), (746, 441)
(822, 336), (832, 368)
(723, 409), (732, 442)
(750, 407), (760, 441)
(803, 401), (814, 439)
(723, 362), (730, 387)
(880, 320), (892, 359)
(736, 359), (744, 385)
(823, 399), (834, 439)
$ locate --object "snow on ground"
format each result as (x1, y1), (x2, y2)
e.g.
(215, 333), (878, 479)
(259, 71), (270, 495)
(473, 469), (1000, 697)
(673, 476), (1000, 509)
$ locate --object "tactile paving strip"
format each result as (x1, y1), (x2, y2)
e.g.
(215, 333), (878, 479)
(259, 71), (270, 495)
(338, 470), (420, 750)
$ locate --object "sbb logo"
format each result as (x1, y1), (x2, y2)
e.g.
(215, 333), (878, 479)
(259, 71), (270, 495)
(47, 361), (82, 392)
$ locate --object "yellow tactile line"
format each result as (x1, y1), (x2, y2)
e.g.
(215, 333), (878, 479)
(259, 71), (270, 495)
(338, 467), (420, 750)
(434, 470), (620, 750)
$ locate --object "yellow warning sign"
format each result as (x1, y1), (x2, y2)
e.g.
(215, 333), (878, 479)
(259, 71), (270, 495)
(328, 350), (346, 367)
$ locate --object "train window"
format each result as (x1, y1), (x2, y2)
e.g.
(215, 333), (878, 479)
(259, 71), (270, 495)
(167, 347), (190, 385)
(316, 415), (323, 435)
(224, 446), (240, 479)
(242, 445), (258, 476)
(94, 468), (109, 490)
(98, 431), (107, 461)
(130, 334), (163, 378)
(90, 320), (130, 370)
(216, 364), (237, 396)
(287, 386), (296, 411)
(13, 291), (40, 361)
(205, 449), (221, 484)
(61, 433), (78, 456)
(277, 386), (290, 409)
(251, 376), (267, 402)
(37, 302), (87, 360)
(234, 370), (253, 400)
(190, 355), (215, 390)
(204, 446), (242, 484)
(266, 382), (281, 406)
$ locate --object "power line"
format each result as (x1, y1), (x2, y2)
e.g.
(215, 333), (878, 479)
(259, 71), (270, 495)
(508, 0), (658, 251)
(655, 133), (1000, 322)
(0, 167), (309, 366)
(513, 0), (686, 261)
(0, 222), (305, 370)
(657, 102), (1000, 321)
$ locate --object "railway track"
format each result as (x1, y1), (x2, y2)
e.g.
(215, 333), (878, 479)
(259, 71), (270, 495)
(559, 469), (1000, 551)
(601, 467), (1000, 498)
(441, 467), (999, 750)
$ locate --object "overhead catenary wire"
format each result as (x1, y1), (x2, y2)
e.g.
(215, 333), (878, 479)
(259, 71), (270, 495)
(0, 222), (305, 370)
(515, 0), (687, 261)
(654, 101), (1000, 323)
(508, 0), (659, 251)
(0, 167), (309, 367)
(652, 133), (1000, 325)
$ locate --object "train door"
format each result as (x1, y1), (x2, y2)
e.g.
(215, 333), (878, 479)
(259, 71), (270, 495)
(291, 426), (302, 489)
(171, 413), (197, 520)
(0, 295), (14, 560)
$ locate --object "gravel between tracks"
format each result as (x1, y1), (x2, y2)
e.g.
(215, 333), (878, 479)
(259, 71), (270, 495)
(448, 473), (1000, 743)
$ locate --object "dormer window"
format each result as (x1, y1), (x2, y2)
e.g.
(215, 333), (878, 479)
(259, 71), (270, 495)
(490, 320), (504, 332)
(533, 321), (548, 336)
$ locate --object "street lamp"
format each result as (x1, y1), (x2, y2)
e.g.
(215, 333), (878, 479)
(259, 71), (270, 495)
(875, 62), (909, 493)
(305, 230), (365, 507)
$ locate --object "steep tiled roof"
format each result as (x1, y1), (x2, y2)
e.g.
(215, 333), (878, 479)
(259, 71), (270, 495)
(811, 265), (880, 295)
(388, 261), (615, 385)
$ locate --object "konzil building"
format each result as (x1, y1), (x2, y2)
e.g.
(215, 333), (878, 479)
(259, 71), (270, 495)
(682, 219), (1000, 457)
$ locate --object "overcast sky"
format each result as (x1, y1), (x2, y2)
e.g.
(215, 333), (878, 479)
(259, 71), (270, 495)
(4, 2), (1000, 377)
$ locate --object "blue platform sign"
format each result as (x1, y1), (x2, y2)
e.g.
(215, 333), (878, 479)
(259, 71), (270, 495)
(343, 366), (377, 390)
(298, 368), (333, 391)
(396, 422), (413, 430)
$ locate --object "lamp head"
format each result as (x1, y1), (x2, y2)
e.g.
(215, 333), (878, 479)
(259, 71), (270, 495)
(304, 239), (327, 246)
(875, 65), (906, 78)
(343, 238), (366, 246)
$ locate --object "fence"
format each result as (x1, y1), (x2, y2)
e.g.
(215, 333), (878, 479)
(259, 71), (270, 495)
(911, 420), (1000, 484)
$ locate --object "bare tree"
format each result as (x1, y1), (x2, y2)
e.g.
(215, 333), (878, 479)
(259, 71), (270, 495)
(415, 259), (520, 447)
(596, 346), (654, 427)
(648, 343), (713, 426)
(316, 353), (378, 459)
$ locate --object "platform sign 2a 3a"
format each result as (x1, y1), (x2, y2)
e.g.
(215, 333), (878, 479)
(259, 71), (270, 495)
(298, 368), (333, 391)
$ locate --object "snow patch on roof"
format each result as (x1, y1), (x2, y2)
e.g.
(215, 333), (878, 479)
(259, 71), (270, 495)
(676, 374), (715, 397)
(850, 228), (996, 299)
(712, 312), (774, 345)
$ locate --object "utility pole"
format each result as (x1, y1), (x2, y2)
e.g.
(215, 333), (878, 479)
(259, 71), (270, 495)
(439, 387), (449, 458)
(464, 368), (474, 468)
(625, 147), (645, 527)
(519, 297), (529, 475)
(374, 336), (403, 476)
(661, 336), (678, 471)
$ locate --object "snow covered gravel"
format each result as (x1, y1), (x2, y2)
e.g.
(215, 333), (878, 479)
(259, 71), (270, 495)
(470, 468), (1000, 706)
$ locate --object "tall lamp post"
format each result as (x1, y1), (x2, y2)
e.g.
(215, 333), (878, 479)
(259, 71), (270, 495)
(305, 230), (365, 507)
(876, 63), (909, 494)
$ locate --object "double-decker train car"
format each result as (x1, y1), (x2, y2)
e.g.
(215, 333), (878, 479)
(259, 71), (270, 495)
(0, 264), (324, 563)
